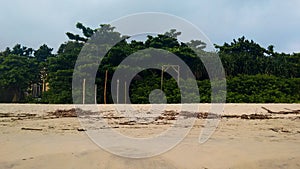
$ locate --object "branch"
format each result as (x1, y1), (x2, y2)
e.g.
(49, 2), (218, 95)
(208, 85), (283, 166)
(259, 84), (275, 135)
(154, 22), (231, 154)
(261, 107), (300, 114)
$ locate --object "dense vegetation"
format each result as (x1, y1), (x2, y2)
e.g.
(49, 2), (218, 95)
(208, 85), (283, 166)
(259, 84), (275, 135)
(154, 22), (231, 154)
(0, 23), (299, 103)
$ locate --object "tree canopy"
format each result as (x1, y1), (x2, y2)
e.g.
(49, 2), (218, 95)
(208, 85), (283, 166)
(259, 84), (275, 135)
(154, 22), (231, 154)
(0, 22), (299, 103)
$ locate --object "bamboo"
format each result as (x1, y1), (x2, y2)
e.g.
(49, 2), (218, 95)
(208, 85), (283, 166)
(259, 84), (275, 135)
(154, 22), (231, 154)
(94, 84), (97, 104)
(104, 70), (108, 104)
(117, 79), (119, 104)
(124, 81), (127, 104)
(82, 78), (86, 104)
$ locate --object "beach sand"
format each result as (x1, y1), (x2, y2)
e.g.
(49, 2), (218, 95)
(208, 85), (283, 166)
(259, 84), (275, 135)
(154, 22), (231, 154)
(0, 104), (299, 169)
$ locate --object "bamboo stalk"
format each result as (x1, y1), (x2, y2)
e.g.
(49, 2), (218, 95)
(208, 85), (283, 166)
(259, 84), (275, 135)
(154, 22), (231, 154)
(104, 70), (108, 104)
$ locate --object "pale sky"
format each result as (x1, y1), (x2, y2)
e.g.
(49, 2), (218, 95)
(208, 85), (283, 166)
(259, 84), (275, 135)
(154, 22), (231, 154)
(0, 0), (299, 53)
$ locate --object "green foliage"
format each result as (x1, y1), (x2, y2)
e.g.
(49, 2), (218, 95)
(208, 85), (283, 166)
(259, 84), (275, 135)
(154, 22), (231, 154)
(226, 75), (300, 103)
(129, 71), (181, 104)
(0, 22), (299, 104)
(34, 44), (53, 63)
(0, 54), (38, 102)
(216, 36), (299, 78)
(45, 42), (83, 103)
(11, 44), (34, 57)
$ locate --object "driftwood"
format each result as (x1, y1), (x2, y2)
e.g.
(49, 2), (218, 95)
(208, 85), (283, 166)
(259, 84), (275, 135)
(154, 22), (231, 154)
(163, 110), (179, 117)
(0, 113), (37, 121)
(159, 111), (271, 120)
(47, 108), (99, 118)
(197, 112), (220, 119)
(241, 114), (270, 120)
(77, 128), (87, 131)
(221, 115), (240, 118)
(47, 108), (78, 118)
(21, 127), (43, 131)
(269, 127), (290, 133)
(0, 113), (13, 118)
(119, 121), (136, 125)
(262, 107), (300, 115)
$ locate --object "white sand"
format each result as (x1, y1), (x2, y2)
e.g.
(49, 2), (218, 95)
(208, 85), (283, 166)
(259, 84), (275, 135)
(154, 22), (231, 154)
(0, 104), (299, 169)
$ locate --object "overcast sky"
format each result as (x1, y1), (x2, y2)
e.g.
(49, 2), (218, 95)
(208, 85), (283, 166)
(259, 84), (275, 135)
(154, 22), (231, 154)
(1, 0), (299, 53)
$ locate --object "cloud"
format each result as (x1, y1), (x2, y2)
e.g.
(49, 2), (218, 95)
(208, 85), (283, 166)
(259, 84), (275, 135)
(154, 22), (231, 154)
(0, 0), (299, 53)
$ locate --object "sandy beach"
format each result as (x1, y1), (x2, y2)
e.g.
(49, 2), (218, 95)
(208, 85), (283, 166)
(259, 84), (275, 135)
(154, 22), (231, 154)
(0, 104), (299, 169)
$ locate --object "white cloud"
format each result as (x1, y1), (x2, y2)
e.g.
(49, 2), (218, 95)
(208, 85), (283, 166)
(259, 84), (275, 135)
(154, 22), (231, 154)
(0, 0), (299, 53)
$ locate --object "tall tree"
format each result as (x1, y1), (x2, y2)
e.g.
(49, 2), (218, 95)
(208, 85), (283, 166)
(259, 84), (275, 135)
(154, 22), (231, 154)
(0, 54), (38, 102)
(34, 44), (53, 63)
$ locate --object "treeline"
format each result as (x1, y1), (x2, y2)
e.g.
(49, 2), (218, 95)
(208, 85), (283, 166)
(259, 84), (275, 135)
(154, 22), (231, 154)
(0, 23), (299, 103)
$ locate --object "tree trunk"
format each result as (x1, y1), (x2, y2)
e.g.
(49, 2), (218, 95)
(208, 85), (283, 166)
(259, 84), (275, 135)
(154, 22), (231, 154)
(11, 87), (20, 102)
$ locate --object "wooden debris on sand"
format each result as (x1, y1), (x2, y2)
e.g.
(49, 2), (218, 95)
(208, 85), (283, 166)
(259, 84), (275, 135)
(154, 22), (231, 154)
(47, 108), (78, 118)
(118, 121), (136, 125)
(156, 111), (273, 120)
(262, 107), (300, 115)
(21, 127), (43, 131)
(77, 128), (87, 131)
(196, 112), (220, 119)
(0, 112), (37, 120)
(0, 113), (13, 118)
(156, 110), (179, 121)
(240, 114), (270, 120)
(46, 108), (98, 118)
(269, 127), (290, 133)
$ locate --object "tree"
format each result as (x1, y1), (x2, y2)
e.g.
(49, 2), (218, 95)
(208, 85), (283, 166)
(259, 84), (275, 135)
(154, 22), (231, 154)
(216, 37), (272, 76)
(0, 54), (38, 102)
(45, 42), (83, 103)
(46, 23), (126, 103)
(11, 44), (34, 57)
(187, 40), (206, 50)
(34, 44), (53, 63)
(1, 22), (298, 104)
